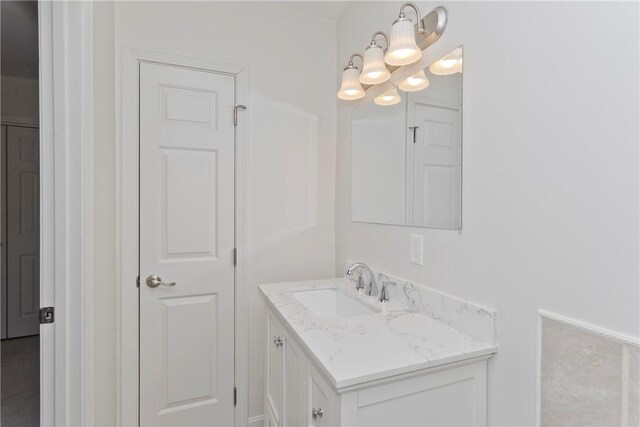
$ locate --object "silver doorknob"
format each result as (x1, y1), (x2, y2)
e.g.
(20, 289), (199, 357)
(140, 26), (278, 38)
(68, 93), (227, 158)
(146, 274), (176, 288)
(312, 408), (324, 419)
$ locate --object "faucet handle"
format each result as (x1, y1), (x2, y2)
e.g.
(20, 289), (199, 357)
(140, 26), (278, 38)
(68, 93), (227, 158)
(379, 281), (396, 302)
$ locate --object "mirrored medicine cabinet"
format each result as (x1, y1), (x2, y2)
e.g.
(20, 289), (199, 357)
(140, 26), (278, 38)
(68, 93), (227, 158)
(351, 46), (463, 230)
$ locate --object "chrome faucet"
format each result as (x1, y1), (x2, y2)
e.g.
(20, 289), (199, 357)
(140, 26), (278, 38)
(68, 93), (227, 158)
(346, 262), (378, 296)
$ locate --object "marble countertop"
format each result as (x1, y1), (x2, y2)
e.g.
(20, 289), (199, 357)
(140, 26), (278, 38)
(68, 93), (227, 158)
(258, 278), (497, 391)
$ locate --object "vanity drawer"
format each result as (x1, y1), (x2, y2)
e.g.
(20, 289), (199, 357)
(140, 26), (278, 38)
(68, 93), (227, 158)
(354, 359), (488, 426)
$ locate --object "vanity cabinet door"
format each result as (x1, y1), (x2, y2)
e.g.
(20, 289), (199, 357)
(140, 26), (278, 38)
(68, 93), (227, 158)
(284, 336), (309, 427)
(266, 314), (285, 425)
(309, 369), (334, 427)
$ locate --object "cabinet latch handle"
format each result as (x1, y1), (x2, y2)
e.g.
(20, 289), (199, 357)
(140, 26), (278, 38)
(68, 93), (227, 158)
(273, 336), (283, 347)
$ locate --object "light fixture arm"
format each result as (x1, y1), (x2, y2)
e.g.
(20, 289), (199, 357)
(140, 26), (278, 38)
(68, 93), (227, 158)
(370, 31), (390, 51)
(346, 53), (364, 69)
(399, 2), (425, 32)
(349, 53), (364, 66)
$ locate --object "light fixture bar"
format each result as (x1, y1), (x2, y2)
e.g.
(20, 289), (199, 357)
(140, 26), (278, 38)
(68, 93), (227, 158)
(337, 5), (448, 98)
(415, 6), (447, 50)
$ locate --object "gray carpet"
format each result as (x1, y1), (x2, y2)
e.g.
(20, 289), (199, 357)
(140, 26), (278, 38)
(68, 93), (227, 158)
(1, 336), (39, 427)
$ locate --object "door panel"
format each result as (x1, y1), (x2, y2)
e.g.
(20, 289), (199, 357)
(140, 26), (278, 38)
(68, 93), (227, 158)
(161, 148), (218, 259)
(163, 294), (217, 407)
(6, 126), (40, 338)
(139, 62), (235, 426)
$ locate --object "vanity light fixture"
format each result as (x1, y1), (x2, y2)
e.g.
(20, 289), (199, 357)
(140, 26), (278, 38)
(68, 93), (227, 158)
(337, 53), (365, 100)
(337, 5), (448, 101)
(360, 31), (391, 85)
(385, 2), (425, 66)
(398, 69), (430, 92)
(374, 87), (401, 106)
(429, 46), (462, 75)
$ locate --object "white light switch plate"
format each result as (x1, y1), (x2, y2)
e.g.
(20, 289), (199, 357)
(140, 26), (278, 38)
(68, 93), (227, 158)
(410, 234), (424, 265)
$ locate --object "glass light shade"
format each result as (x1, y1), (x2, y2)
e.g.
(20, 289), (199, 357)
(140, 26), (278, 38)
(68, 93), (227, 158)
(398, 70), (430, 92)
(384, 18), (422, 66)
(337, 67), (365, 100)
(429, 48), (463, 75)
(360, 45), (391, 85)
(374, 87), (401, 106)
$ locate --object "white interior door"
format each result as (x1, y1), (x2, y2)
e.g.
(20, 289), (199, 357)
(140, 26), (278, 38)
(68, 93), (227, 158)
(1, 125), (6, 340)
(1, 125), (6, 339)
(139, 62), (236, 426)
(6, 126), (40, 338)
(409, 103), (461, 229)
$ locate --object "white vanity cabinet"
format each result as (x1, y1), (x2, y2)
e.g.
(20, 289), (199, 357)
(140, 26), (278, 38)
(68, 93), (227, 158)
(264, 309), (490, 427)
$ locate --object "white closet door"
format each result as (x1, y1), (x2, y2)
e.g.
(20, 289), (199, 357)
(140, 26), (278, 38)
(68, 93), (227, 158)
(6, 126), (40, 338)
(1, 125), (6, 339)
(139, 62), (236, 426)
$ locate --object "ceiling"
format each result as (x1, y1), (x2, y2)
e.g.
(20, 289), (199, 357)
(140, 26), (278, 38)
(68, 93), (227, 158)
(1, 1), (39, 79)
(272, 1), (351, 21)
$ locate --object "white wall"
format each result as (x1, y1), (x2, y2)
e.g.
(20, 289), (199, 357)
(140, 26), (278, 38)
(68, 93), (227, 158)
(91, 2), (337, 424)
(336, 2), (639, 425)
(1, 75), (39, 123)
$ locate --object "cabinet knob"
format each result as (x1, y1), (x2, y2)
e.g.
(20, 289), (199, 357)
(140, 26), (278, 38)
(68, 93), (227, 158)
(273, 336), (283, 347)
(312, 408), (324, 419)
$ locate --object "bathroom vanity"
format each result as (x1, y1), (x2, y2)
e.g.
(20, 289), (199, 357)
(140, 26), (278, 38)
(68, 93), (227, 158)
(259, 276), (497, 426)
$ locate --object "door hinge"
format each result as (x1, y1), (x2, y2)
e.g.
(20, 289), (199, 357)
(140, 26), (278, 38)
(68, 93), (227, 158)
(39, 307), (54, 324)
(233, 248), (237, 266)
(136, 275), (140, 288)
(233, 104), (247, 126)
(233, 386), (237, 406)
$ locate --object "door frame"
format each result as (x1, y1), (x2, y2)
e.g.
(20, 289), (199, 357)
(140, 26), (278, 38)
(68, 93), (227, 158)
(38, 1), (94, 425)
(117, 47), (249, 426)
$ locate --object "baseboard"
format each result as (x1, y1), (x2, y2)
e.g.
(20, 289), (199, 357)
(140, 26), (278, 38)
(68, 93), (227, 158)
(248, 415), (264, 427)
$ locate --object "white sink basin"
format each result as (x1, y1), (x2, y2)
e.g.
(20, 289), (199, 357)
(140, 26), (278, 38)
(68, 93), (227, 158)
(292, 288), (377, 319)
